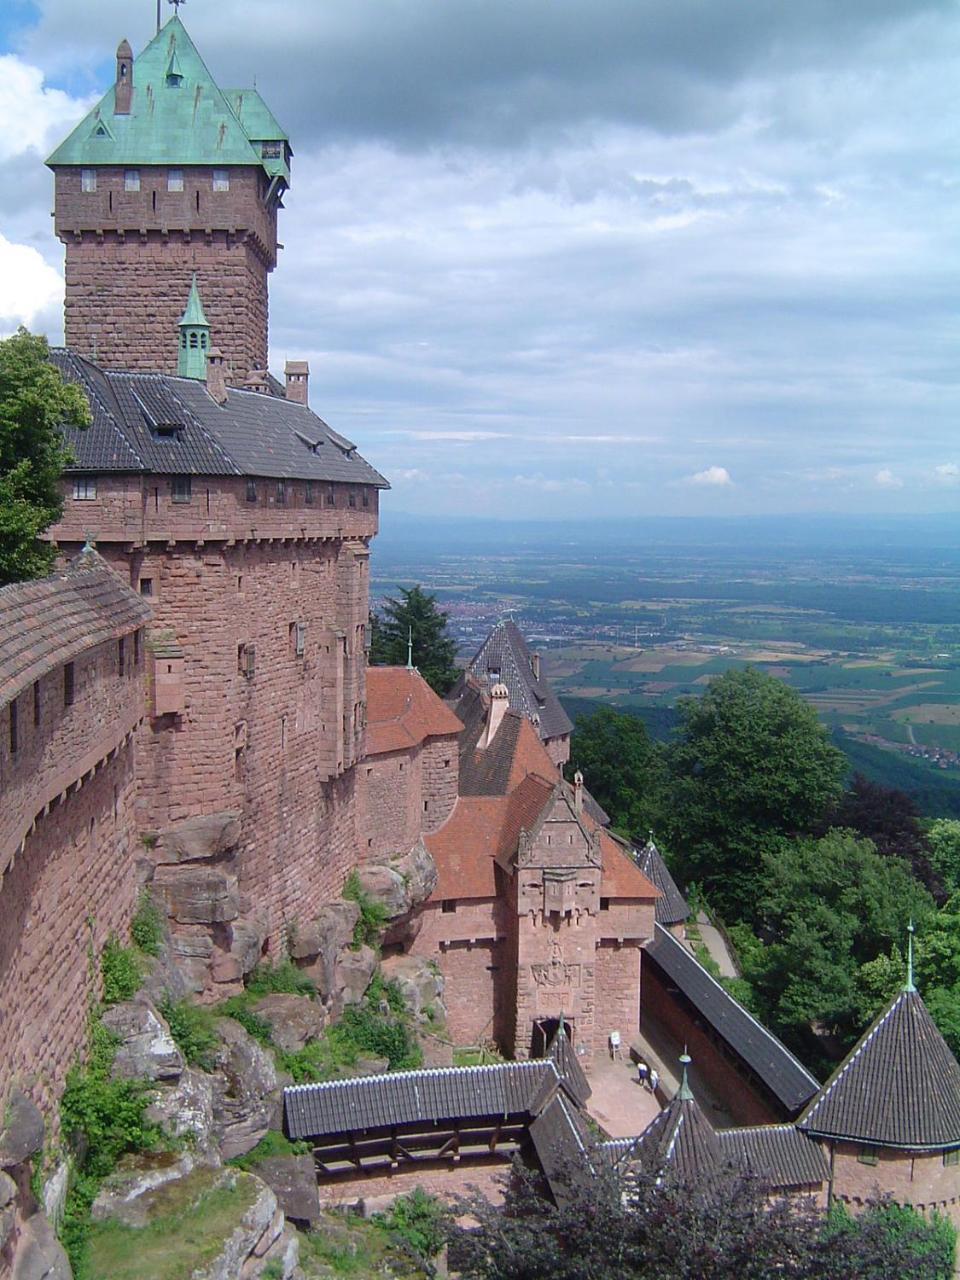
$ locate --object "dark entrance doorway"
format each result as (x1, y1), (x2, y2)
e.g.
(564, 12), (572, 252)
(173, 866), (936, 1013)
(531, 1017), (574, 1058)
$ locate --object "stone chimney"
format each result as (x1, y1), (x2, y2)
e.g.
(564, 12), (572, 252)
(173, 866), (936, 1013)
(284, 360), (309, 406)
(531, 652), (541, 681)
(573, 770), (584, 814)
(115, 39), (133, 115)
(244, 369), (270, 395)
(480, 683), (510, 748)
(206, 348), (228, 405)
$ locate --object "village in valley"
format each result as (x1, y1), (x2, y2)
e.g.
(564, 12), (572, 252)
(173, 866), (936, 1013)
(1, 7), (959, 1280)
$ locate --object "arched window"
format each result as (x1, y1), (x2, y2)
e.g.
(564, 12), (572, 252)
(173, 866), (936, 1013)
(189, 332), (199, 349)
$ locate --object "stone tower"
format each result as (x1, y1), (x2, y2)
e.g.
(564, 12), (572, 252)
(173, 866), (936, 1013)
(46, 16), (290, 379)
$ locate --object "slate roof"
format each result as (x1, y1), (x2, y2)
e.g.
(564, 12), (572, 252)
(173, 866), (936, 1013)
(630, 1089), (723, 1185)
(365, 667), (463, 756)
(0, 548), (151, 714)
(284, 1057), (595, 1144)
(797, 988), (960, 1149)
(46, 17), (290, 184)
(717, 1125), (829, 1188)
(50, 351), (387, 487)
(458, 621), (572, 743)
(528, 1092), (595, 1203)
(634, 837), (690, 926)
(545, 1021), (591, 1106)
(646, 924), (819, 1115)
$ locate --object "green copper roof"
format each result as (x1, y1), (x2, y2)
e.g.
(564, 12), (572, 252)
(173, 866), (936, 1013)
(179, 274), (209, 328)
(46, 16), (288, 182)
(225, 89), (291, 181)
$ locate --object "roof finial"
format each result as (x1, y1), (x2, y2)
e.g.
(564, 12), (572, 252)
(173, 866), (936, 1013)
(406, 626), (414, 671)
(905, 919), (917, 993)
(677, 1047), (693, 1101)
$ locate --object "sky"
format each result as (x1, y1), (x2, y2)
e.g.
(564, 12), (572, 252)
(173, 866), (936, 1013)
(0, 0), (958, 520)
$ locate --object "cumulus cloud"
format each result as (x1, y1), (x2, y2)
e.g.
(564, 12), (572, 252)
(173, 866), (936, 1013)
(934, 463), (960, 485)
(4, 2), (960, 516)
(687, 466), (734, 487)
(874, 468), (903, 489)
(0, 234), (63, 335)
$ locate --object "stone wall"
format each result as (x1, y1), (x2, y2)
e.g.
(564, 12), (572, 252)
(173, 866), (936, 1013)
(54, 165), (278, 376)
(829, 1141), (960, 1224)
(0, 745), (139, 1124)
(641, 958), (781, 1126)
(593, 942), (642, 1057)
(421, 738), (458, 833)
(412, 900), (505, 1047)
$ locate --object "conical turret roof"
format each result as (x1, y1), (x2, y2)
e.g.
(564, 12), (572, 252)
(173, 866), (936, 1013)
(633, 1062), (723, 1184)
(798, 988), (960, 1148)
(179, 274), (209, 328)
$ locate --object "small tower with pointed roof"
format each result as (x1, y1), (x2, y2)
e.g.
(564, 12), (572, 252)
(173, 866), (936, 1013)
(47, 14), (290, 378)
(177, 275), (211, 379)
(797, 928), (960, 1222)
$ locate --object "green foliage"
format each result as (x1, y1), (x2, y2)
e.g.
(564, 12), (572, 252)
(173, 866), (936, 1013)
(100, 934), (143, 1005)
(662, 667), (847, 918)
(261, 1262), (284, 1280)
(451, 1154), (956, 1279)
(281, 971), (422, 1082)
(227, 1129), (309, 1170)
(215, 995), (273, 1045)
(568, 706), (664, 838)
(130, 892), (166, 957)
(369, 584), (459, 695)
(159, 997), (219, 1071)
(59, 1015), (162, 1277)
(0, 327), (91, 585)
(375, 1188), (448, 1259)
(928, 819), (960, 895)
(343, 870), (389, 950)
(739, 830), (933, 1062)
(246, 959), (316, 998)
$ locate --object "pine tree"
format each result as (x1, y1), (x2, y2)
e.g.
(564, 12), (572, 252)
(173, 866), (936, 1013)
(369, 585), (459, 695)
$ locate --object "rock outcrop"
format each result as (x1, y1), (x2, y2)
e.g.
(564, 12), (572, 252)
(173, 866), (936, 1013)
(101, 1001), (184, 1082)
(380, 954), (445, 1022)
(138, 813), (266, 1001)
(1, 1092), (70, 1280)
(251, 995), (326, 1053)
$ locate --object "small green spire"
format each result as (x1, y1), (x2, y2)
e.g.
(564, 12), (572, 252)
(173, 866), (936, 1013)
(178, 274), (211, 379)
(677, 1048), (693, 1101)
(165, 46), (184, 85)
(905, 919), (917, 993)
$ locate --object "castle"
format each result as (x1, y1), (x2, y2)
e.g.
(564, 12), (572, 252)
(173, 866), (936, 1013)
(2, 13), (960, 1259)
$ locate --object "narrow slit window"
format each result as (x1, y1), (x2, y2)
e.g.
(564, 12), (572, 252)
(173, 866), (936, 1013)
(9, 699), (18, 755)
(33, 681), (41, 727)
(64, 663), (75, 707)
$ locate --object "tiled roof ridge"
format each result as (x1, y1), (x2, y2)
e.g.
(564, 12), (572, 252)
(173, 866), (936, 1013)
(653, 924), (820, 1091)
(285, 1057), (552, 1096)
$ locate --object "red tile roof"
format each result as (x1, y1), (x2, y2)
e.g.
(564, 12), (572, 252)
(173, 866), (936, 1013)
(365, 666), (463, 755)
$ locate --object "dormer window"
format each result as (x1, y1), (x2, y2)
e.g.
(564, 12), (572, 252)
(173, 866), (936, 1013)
(81, 169), (97, 192)
(262, 140), (283, 159)
(153, 424), (182, 442)
(124, 169), (140, 192)
(168, 169), (184, 192)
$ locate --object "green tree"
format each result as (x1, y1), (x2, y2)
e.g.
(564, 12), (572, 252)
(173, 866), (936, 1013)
(662, 667), (846, 918)
(369, 585), (459, 695)
(568, 706), (664, 838)
(927, 820), (960, 896)
(450, 1155), (955, 1279)
(0, 328), (90, 585)
(743, 830), (933, 1063)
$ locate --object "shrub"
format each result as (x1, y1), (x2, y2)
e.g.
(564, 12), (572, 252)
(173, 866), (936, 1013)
(59, 1015), (163, 1276)
(130, 891), (165, 957)
(159, 997), (219, 1071)
(215, 996), (273, 1045)
(246, 959), (316, 998)
(227, 1129), (309, 1170)
(100, 934), (142, 1005)
(376, 1188), (448, 1259)
(343, 870), (389, 950)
